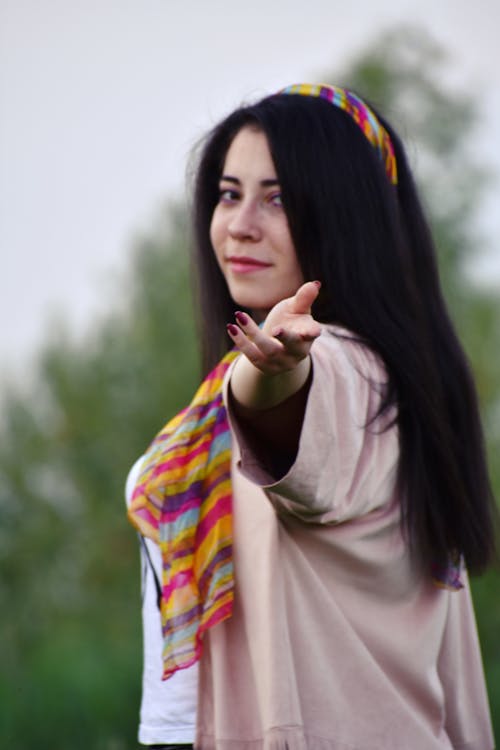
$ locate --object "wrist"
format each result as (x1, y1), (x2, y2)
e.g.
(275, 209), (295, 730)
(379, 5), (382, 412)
(230, 355), (311, 411)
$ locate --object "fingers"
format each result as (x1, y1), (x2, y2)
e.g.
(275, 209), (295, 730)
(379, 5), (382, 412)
(227, 314), (285, 374)
(225, 280), (322, 373)
(272, 324), (321, 348)
(289, 280), (321, 315)
(226, 324), (267, 368)
(228, 311), (284, 358)
(226, 313), (320, 378)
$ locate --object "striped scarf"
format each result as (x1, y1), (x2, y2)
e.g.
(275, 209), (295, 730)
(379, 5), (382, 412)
(128, 349), (238, 679)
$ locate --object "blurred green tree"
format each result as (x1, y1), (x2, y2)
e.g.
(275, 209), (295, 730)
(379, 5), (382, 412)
(0, 207), (198, 748)
(0, 24), (498, 748)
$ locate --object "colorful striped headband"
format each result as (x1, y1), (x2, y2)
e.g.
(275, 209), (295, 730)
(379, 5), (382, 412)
(278, 83), (398, 185)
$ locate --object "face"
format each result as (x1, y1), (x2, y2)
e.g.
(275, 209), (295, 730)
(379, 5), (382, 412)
(210, 126), (304, 321)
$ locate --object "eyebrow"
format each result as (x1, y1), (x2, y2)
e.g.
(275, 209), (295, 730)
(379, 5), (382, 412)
(219, 175), (280, 188)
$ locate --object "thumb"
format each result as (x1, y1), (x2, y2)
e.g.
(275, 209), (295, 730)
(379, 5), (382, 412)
(290, 280), (321, 314)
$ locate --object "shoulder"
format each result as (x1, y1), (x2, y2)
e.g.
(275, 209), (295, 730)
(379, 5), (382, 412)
(311, 324), (388, 387)
(124, 455), (146, 507)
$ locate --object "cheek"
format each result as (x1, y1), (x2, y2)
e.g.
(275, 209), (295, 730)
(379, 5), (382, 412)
(209, 211), (224, 262)
(279, 229), (302, 279)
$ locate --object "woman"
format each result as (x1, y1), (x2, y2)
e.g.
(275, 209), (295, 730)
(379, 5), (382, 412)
(129, 84), (496, 749)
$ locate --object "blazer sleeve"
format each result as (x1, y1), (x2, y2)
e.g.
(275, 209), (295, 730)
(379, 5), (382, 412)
(226, 327), (399, 524)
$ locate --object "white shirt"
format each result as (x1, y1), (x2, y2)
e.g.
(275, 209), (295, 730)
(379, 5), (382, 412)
(125, 457), (198, 746)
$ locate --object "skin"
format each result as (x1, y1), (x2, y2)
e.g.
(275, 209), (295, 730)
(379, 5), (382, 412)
(209, 125), (321, 417)
(211, 125), (305, 321)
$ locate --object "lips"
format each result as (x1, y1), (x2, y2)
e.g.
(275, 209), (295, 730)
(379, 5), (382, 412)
(226, 255), (272, 274)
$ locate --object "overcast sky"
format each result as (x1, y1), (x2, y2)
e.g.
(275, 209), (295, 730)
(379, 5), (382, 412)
(2, 0), (500, 376)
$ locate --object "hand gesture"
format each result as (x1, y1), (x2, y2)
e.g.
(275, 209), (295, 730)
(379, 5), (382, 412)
(227, 281), (322, 376)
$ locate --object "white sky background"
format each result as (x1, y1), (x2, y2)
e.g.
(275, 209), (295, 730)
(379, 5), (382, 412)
(1, 0), (500, 376)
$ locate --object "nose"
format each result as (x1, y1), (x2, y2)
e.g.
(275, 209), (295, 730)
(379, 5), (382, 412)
(228, 201), (262, 241)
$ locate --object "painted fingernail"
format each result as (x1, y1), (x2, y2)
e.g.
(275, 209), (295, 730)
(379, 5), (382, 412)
(235, 311), (249, 325)
(227, 323), (239, 336)
(313, 280), (321, 288)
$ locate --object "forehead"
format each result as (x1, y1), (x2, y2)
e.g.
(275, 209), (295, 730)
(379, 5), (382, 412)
(222, 126), (277, 177)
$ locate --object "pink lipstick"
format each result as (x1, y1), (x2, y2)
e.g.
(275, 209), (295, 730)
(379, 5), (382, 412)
(226, 256), (272, 274)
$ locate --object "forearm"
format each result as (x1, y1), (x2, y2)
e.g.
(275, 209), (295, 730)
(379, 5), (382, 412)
(224, 281), (320, 467)
(229, 353), (311, 410)
(228, 362), (312, 477)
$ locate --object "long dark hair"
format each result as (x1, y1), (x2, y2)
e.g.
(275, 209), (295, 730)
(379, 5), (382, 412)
(191, 91), (496, 575)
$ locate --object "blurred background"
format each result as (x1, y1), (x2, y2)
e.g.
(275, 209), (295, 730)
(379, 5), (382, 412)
(1, 1), (499, 747)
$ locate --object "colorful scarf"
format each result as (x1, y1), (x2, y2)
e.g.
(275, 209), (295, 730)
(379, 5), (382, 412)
(278, 83), (398, 185)
(128, 349), (238, 679)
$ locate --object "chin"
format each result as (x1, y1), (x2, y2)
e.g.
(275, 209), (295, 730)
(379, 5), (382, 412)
(227, 287), (273, 313)
(231, 297), (275, 318)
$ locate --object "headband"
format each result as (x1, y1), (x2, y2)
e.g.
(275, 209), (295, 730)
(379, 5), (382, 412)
(278, 83), (398, 185)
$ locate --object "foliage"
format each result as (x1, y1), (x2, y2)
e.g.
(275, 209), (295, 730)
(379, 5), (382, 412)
(0, 207), (198, 748)
(1, 25), (499, 747)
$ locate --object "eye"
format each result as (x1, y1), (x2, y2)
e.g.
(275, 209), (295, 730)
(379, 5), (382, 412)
(268, 192), (283, 208)
(218, 188), (240, 204)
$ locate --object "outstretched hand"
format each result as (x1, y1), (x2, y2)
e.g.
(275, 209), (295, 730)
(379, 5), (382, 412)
(227, 281), (322, 376)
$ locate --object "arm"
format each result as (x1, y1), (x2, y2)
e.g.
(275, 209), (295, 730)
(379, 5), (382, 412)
(226, 280), (321, 470)
(226, 320), (398, 523)
(228, 368), (312, 478)
(227, 279), (321, 407)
